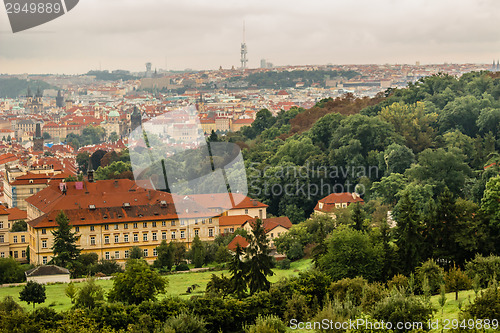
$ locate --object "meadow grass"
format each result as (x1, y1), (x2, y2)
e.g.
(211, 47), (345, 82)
(0, 259), (313, 311)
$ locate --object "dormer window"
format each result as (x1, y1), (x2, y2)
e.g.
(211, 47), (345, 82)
(123, 202), (131, 208)
(89, 204), (96, 210)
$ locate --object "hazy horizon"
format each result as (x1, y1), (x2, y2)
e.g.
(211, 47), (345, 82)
(1, 0), (499, 75)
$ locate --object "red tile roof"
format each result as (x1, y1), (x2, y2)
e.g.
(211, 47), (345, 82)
(227, 235), (249, 252)
(185, 193), (268, 211)
(314, 192), (364, 212)
(219, 215), (252, 227)
(6, 207), (27, 221)
(244, 216), (292, 233)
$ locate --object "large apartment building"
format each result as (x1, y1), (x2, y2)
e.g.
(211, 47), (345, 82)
(0, 206), (29, 261)
(25, 179), (268, 265)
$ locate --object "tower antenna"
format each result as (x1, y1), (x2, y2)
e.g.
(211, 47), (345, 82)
(240, 21), (248, 69)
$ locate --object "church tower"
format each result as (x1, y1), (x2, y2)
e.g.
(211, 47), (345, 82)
(56, 90), (64, 108)
(130, 106), (142, 132)
(33, 123), (44, 152)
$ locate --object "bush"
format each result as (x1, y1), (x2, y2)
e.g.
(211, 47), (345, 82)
(387, 274), (409, 292)
(462, 286), (500, 320)
(91, 259), (123, 276)
(465, 254), (500, 288)
(277, 259), (291, 270)
(329, 277), (368, 306)
(287, 241), (304, 260)
(283, 293), (310, 322)
(74, 278), (104, 309)
(416, 259), (444, 294)
(175, 263), (190, 271)
(0, 258), (25, 284)
(444, 264), (472, 300)
(0, 296), (23, 313)
(312, 298), (360, 333)
(245, 314), (287, 333)
(360, 282), (388, 312)
(370, 291), (434, 333)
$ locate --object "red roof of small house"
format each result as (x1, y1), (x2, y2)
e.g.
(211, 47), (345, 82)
(227, 235), (249, 252)
(219, 215), (253, 227)
(314, 192), (364, 212)
(185, 193), (268, 211)
(244, 216), (293, 233)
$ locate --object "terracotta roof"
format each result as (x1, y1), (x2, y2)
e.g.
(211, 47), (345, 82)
(186, 193), (268, 211)
(244, 216), (292, 233)
(6, 207), (27, 221)
(25, 265), (70, 277)
(0, 205), (9, 216)
(219, 214), (252, 227)
(227, 235), (249, 252)
(314, 192), (364, 212)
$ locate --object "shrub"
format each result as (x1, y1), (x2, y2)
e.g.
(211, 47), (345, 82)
(287, 241), (304, 260)
(462, 286), (500, 320)
(465, 254), (500, 288)
(0, 296), (23, 313)
(175, 263), (190, 271)
(416, 259), (444, 294)
(283, 293), (310, 322)
(245, 314), (287, 333)
(329, 277), (367, 306)
(360, 282), (388, 312)
(387, 274), (409, 292)
(278, 259), (291, 270)
(312, 298), (360, 333)
(370, 291), (434, 333)
(91, 259), (123, 276)
(74, 278), (104, 309)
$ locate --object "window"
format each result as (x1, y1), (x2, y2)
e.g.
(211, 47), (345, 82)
(133, 234), (138, 242)
(143, 249), (148, 257)
(90, 236), (96, 245)
(30, 188), (33, 194)
(171, 221), (175, 226)
(14, 251), (18, 258)
(143, 233), (148, 241)
(162, 232), (167, 240)
(194, 229), (199, 237)
(133, 223), (138, 228)
(0, 252), (4, 258)
(271, 233), (274, 238)
(42, 256), (47, 264)
(180, 219), (185, 226)
(114, 251), (120, 259)
(124, 250), (129, 259)
(124, 234), (129, 242)
(21, 235), (25, 243)
(171, 231), (176, 239)
(0, 235), (4, 243)
(0, 222), (3, 229)
(42, 239), (47, 248)
(13, 236), (17, 243)
(124, 223), (128, 229)
(104, 235), (109, 244)
(259, 209), (263, 218)
(180, 230), (185, 239)
(90, 226), (95, 231)
(143, 222), (147, 228)
(42, 229), (46, 234)
(75, 227), (79, 232)
(104, 224), (109, 230)
(114, 224), (119, 230)
(153, 248), (158, 256)
(208, 229), (213, 237)
(105, 252), (110, 260)
(114, 235), (119, 243)
(152, 221), (156, 227)
(209, 218), (213, 224)
(162, 221), (166, 227)
(342, 203), (347, 208)
(152, 232), (157, 241)
(21, 250), (26, 258)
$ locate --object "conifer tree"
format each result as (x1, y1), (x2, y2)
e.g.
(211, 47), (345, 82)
(245, 219), (274, 294)
(51, 211), (80, 267)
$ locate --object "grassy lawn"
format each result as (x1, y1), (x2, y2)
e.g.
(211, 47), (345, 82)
(0, 259), (313, 311)
(430, 289), (477, 321)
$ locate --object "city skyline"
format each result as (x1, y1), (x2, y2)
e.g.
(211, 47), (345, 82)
(0, 0), (499, 74)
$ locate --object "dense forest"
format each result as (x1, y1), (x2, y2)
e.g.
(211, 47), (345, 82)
(0, 78), (56, 98)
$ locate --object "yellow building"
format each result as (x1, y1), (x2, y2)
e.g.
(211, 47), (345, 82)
(25, 179), (268, 265)
(242, 217), (292, 248)
(0, 206), (29, 261)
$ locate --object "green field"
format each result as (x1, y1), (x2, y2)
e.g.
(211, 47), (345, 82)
(0, 259), (313, 312)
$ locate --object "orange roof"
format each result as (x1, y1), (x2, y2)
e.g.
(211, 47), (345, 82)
(244, 216), (292, 233)
(6, 207), (27, 221)
(227, 235), (249, 252)
(10, 172), (69, 186)
(0, 205), (9, 216)
(219, 215), (252, 227)
(233, 118), (254, 125)
(186, 193), (268, 211)
(314, 192), (364, 212)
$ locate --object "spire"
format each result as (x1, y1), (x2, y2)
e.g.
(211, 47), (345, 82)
(35, 123), (41, 138)
(36, 86), (43, 98)
(27, 86), (32, 98)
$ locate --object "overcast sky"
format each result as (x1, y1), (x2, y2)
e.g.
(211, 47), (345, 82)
(1, 0), (499, 74)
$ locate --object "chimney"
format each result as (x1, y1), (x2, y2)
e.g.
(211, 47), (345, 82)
(88, 170), (94, 183)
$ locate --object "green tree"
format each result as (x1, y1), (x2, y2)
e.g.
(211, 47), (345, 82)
(0, 257), (24, 283)
(129, 246), (143, 259)
(76, 152), (90, 174)
(51, 211), (80, 267)
(42, 132), (51, 140)
(74, 278), (104, 309)
(245, 219), (275, 294)
(109, 131), (119, 142)
(154, 240), (174, 271)
(444, 264), (472, 300)
(19, 281), (46, 309)
(371, 173), (407, 205)
(317, 227), (383, 281)
(350, 202), (365, 231)
(108, 259), (167, 305)
(394, 192), (424, 274)
(416, 259), (444, 294)
(480, 176), (500, 242)
(10, 220), (27, 232)
(191, 235), (205, 268)
(229, 244), (247, 298)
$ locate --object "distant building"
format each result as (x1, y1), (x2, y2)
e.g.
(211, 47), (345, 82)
(33, 123), (44, 153)
(314, 192), (364, 216)
(0, 205), (29, 262)
(25, 265), (70, 284)
(25, 87), (43, 114)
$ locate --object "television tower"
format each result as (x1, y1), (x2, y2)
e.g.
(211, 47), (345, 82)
(240, 22), (248, 69)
